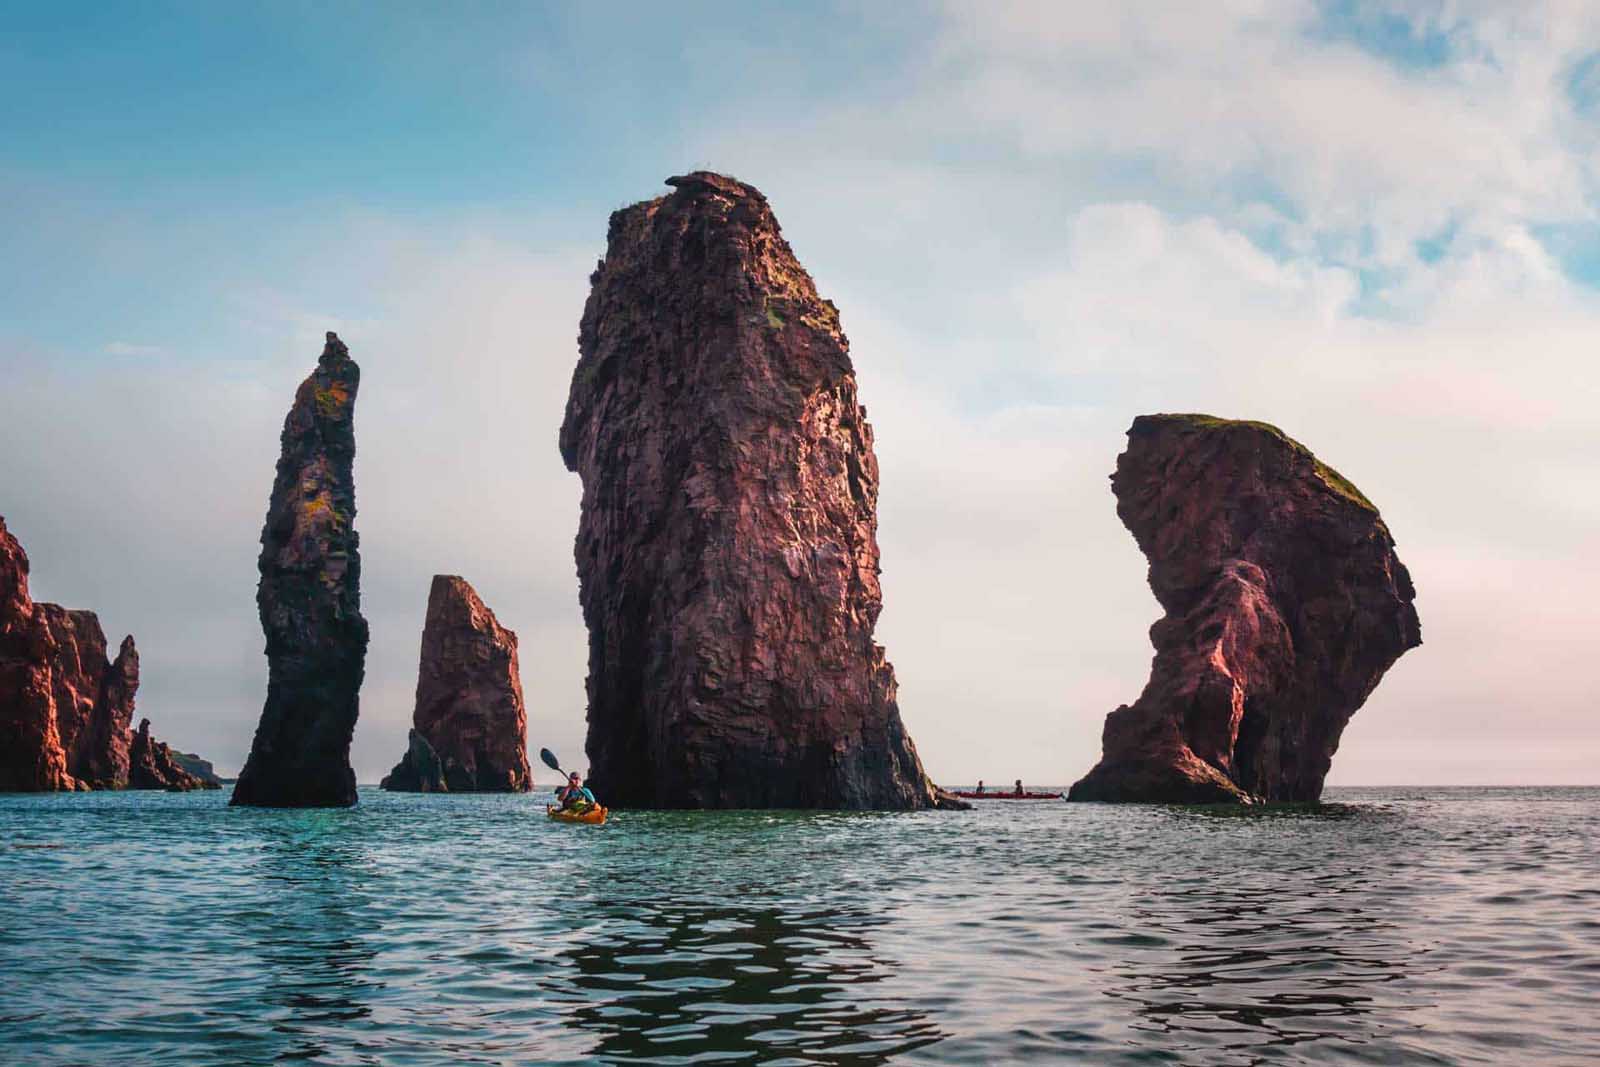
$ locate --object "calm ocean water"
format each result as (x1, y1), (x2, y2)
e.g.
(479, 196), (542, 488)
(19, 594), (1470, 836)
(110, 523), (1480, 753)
(2, 786), (1597, 1066)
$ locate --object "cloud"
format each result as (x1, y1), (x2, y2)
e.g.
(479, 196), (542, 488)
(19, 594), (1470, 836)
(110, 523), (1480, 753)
(2, 221), (596, 783)
(103, 341), (165, 357)
(3, 0), (1598, 789)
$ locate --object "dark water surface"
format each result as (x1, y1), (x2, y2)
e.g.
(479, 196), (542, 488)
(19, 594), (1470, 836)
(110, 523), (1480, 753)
(2, 787), (1597, 1066)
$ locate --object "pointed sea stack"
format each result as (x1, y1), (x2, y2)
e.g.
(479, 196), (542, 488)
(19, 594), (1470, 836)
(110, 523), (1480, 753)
(1069, 415), (1421, 804)
(381, 575), (532, 793)
(559, 172), (955, 809)
(232, 333), (369, 807)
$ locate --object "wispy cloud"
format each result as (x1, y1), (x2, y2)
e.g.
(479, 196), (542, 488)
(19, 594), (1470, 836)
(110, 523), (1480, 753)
(2, 1), (1598, 785)
(103, 341), (164, 357)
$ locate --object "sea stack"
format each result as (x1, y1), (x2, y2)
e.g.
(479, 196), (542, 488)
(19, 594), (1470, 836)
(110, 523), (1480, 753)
(232, 332), (369, 807)
(1069, 415), (1421, 804)
(380, 575), (532, 793)
(559, 171), (953, 809)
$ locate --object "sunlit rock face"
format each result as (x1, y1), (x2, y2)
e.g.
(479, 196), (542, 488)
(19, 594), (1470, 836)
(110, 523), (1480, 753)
(381, 575), (532, 793)
(232, 332), (369, 808)
(0, 517), (167, 793)
(36, 607), (138, 790)
(1070, 415), (1422, 804)
(560, 172), (954, 810)
(0, 517), (78, 792)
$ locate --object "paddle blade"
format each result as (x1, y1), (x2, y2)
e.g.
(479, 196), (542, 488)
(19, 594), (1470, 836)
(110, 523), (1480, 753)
(538, 748), (564, 774)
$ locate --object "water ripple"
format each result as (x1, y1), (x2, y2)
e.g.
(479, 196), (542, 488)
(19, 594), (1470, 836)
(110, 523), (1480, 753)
(1, 787), (1598, 1064)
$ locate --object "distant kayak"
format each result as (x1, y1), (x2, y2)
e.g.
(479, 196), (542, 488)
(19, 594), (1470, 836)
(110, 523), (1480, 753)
(949, 791), (1063, 800)
(547, 805), (608, 825)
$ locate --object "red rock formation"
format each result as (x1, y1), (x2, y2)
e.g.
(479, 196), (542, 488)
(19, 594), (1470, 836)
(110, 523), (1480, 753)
(1, 517), (214, 793)
(1069, 415), (1421, 804)
(560, 172), (957, 810)
(128, 718), (210, 790)
(381, 575), (532, 793)
(36, 606), (137, 789)
(233, 332), (369, 808)
(0, 516), (78, 792)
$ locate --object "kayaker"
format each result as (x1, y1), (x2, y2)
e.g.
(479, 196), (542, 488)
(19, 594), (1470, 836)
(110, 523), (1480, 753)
(1014, 778), (1024, 797)
(976, 780), (985, 795)
(555, 772), (597, 811)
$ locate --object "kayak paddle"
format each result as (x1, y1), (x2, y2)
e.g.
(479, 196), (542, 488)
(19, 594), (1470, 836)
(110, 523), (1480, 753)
(539, 747), (567, 780)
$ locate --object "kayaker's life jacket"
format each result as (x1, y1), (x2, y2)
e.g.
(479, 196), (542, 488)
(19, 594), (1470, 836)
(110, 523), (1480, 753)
(557, 785), (596, 808)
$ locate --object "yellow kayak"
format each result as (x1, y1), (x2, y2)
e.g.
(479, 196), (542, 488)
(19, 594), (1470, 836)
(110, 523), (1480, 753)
(547, 804), (607, 825)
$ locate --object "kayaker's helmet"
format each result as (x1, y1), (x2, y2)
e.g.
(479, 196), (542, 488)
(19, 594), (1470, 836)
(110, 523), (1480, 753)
(568, 772), (581, 784)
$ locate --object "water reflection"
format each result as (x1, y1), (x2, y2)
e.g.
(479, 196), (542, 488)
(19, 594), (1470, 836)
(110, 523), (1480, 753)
(556, 899), (941, 1065)
(1101, 833), (1429, 1065)
(230, 812), (382, 1062)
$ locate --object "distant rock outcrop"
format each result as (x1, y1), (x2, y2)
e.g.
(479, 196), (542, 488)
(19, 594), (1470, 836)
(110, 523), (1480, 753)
(559, 172), (957, 810)
(170, 749), (223, 787)
(381, 575), (532, 793)
(232, 332), (369, 808)
(128, 718), (212, 790)
(1069, 415), (1421, 804)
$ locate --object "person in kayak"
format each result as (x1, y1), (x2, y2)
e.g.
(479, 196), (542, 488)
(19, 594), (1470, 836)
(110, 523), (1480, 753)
(555, 772), (597, 812)
(975, 780), (986, 795)
(1014, 778), (1024, 797)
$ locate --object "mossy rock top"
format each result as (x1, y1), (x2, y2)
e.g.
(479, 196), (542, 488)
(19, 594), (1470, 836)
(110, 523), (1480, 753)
(1133, 413), (1378, 513)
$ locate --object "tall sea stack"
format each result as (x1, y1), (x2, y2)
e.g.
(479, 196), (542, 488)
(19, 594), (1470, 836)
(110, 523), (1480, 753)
(380, 575), (532, 793)
(1069, 414), (1421, 804)
(560, 171), (951, 810)
(232, 332), (369, 807)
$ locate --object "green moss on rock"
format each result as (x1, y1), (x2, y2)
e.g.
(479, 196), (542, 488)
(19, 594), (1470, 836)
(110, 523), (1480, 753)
(1143, 413), (1377, 513)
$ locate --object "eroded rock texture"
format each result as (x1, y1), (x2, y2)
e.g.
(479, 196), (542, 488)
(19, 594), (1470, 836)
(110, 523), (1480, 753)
(1069, 415), (1421, 804)
(0, 516), (196, 792)
(381, 575), (531, 793)
(0, 517), (76, 791)
(560, 171), (952, 810)
(36, 607), (138, 790)
(232, 332), (369, 807)
(128, 718), (211, 790)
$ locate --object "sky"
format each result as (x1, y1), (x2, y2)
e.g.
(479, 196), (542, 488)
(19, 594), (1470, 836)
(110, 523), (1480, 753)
(2, 0), (1598, 787)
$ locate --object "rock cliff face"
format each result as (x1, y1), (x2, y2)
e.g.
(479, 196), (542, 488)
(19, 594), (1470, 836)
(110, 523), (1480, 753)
(0, 517), (77, 792)
(559, 171), (953, 810)
(1, 517), (196, 792)
(381, 575), (532, 793)
(1069, 415), (1421, 804)
(128, 718), (212, 790)
(232, 332), (369, 807)
(36, 606), (137, 790)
